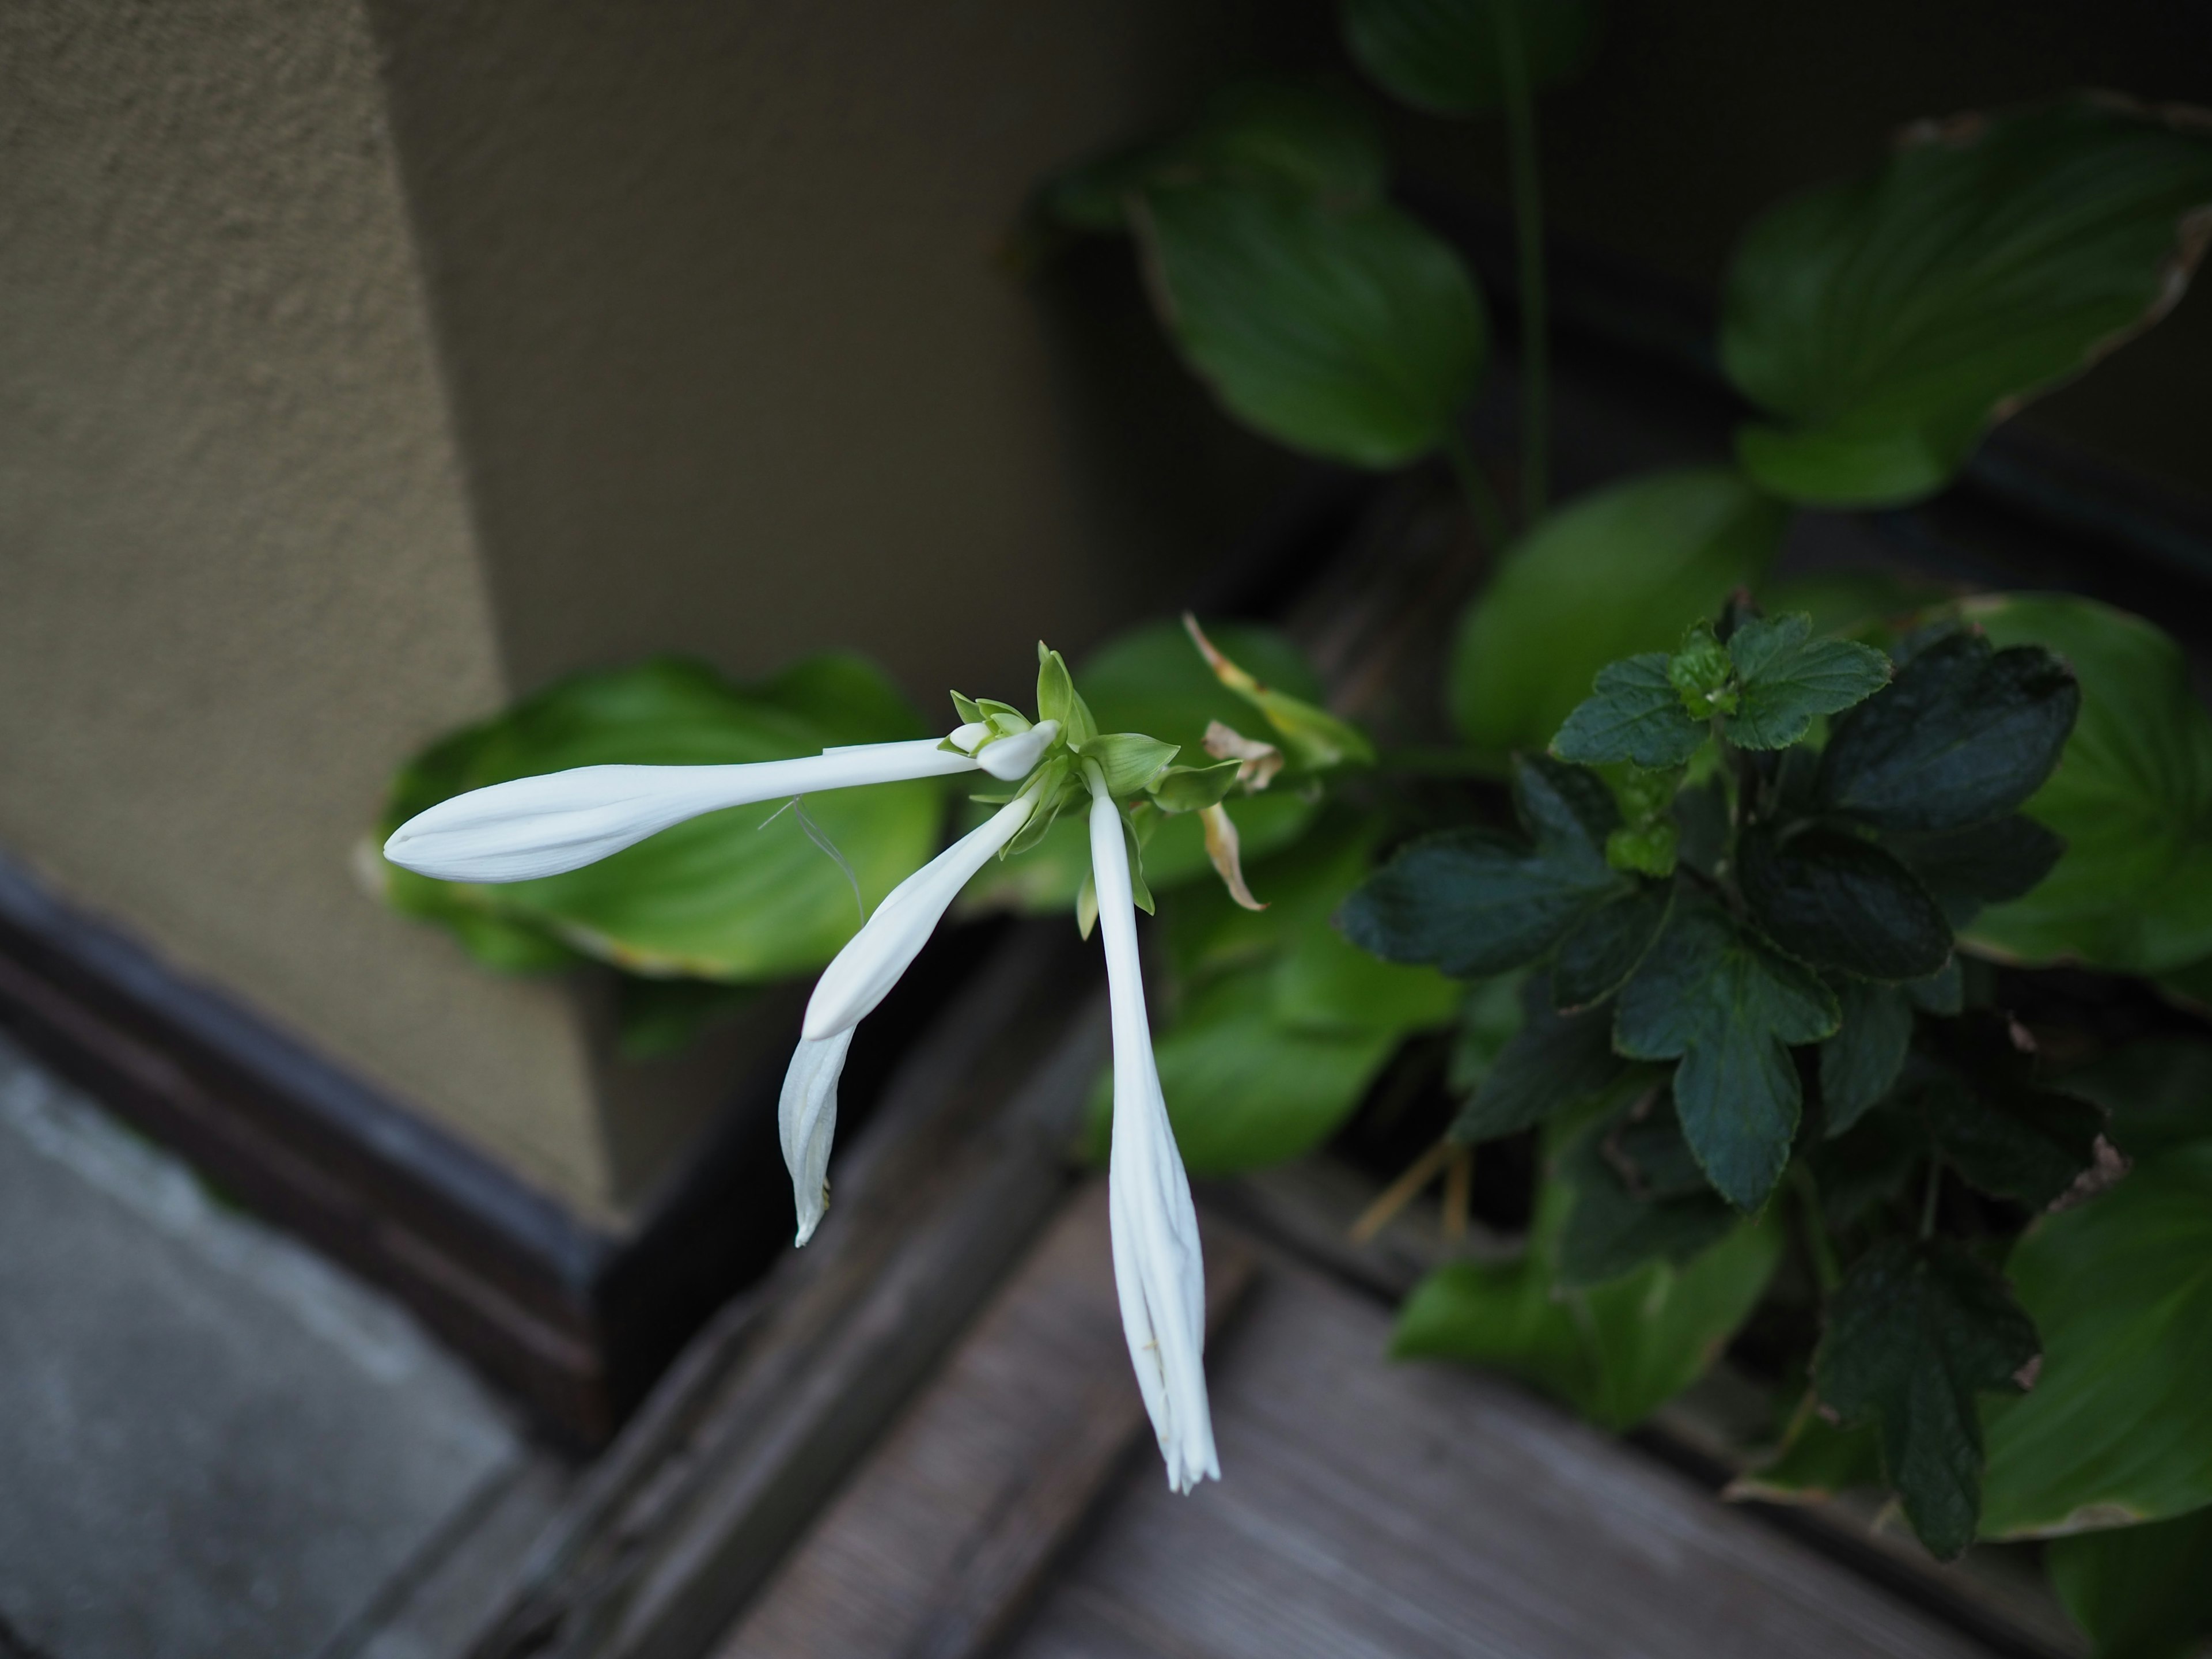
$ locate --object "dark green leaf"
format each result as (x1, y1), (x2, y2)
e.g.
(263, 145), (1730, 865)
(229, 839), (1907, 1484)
(2047, 1508), (2212, 1659)
(1339, 758), (1627, 977)
(1134, 183), (1487, 468)
(1728, 1402), (1886, 1504)
(1915, 1015), (2109, 1208)
(1615, 901), (1841, 1209)
(1816, 1237), (2040, 1558)
(1722, 99), (2212, 506)
(1343, 0), (1601, 118)
(1981, 1143), (2212, 1536)
(1887, 814), (2066, 928)
(1907, 956), (1964, 1015)
(1446, 972), (1531, 1096)
(1553, 880), (1673, 1009)
(1558, 1097), (1740, 1286)
(1965, 594), (2212, 973)
(1722, 612), (1892, 749)
(615, 976), (756, 1061)
(1456, 976), (1639, 1142)
(1551, 654), (1707, 768)
(1814, 630), (2079, 834)
(2063, 1037), (2212, 1160)
(1740, 827), (1953, 982)
(1451, 468), (1787, 766)
(1819, 978), (1915, 1134)
(1804, 1104), (1925, 1228)
(1673, 774), (1731, 879)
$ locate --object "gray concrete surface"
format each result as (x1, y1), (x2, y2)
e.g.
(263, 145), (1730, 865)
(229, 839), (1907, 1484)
(0, 1033), (539, 1659)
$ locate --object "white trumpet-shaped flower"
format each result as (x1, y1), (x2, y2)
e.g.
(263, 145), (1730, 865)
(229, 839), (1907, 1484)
(1085, 763), (1219, 1493)
(778, 1025), (854, 1247)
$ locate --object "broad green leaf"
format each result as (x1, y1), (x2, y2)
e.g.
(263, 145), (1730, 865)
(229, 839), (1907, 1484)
(1722, 99), (2212, 506)
(1343, 0), (1601, 118)
(1452, 468), (1787, 764)
(1339, 757), (1627, 977)
(1615, 900), (1840, 1210)
(615, 976), (756, 1061)
(1980, 1144), (2212, 1537)
(1162, 809), (1376, 982)
(1816, 1237), (2040, 1559)
(1551, 880), (1672, 1009)
(1819, 978), (1915, 1134)
(1272, 920), (1461, 1036)
(1454, 977), (1641, 1142)
(1738, 826), (1953, 982)
(1755, 568), (1950, 645)
(2062, 1037), (2212, 1160)
(379, 656), (942, 980)
(1551, 654), (1706, 768)
(1039, 80), (1388, 233)
(1135, 183), (1488, 468)
(1814, 630), (2078, 835)
(1722, 612), (1891, 749)
(2047, 1508), (2212, 1659)
(1887, 814), (2065, 929)
(1728, 1402), (1886, 1505)
(1395, 1173), (1781, 1431)
(1556, 1098), (1739, 1286)
(1965, 594), (2212, 973)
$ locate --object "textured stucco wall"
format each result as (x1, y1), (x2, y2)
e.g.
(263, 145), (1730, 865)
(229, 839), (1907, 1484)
(0, 0), (624, 1215)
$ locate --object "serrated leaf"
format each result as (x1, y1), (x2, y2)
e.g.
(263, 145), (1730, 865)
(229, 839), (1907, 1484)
(1552, 654), (1709, 768)
(1739, 826), (1953, 982)
(1078, 732), (1180, 797)
(1722, 99), (2212, 507)
(1816, 1237), (2040, 1559)
(1557, 1097), (1741, 1286)
(1805, 1101), (1926, 1227)
(1722, 612), (1892, 749)
(1965, 594), (2212, 974)
(2046, 1508), (2212, 1659)
(1452, 468), (1787, 766)
(1815, 630), (2079, 835)
(1454, 976), (1639, 1142)
(1887, 813), (2066, 928)
(1614, 900), (1839, 1209)
(1915, 1016), (2109, 1208)
(1134, 182), (1488, 468)
(1343, 0), (1601, 118)
(1981, 1144), (2212, 1537)
(1339, 757), (1627, 977)
(1819, 978), (1915, 1134)
(1553, 879), (1673, 1009)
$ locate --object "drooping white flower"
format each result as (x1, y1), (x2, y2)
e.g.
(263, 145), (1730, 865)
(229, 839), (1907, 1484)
(1085, 763), (1219, 1494)
(382, 739), (983, 884)
(778, 1026), (854, 1247)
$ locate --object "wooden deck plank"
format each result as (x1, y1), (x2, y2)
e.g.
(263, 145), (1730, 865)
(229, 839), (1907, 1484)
(1007, 1264), (1998, 1659)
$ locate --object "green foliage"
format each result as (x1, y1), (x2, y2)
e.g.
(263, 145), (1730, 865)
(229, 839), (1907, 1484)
(378, 655), (942, 982)
(1817, 978), (1915, 1134)
(1815, 1238), (2040, 1559)
(1729, 1406), (1885, 1505)
(615, 977), (755, 1061)
(2047, 1508), (2212, 1659)
(2063, 1037), (2212, 1159)
(1343, 0), (1601, 118)
(1722, 98), (2212, 506)
(1980, 1143), (2212, 1538)
(1452, 977), (1642, 1142)
(1724, 613), (1894, 751)
(1737, 827), (1952, 982)
(1964, 595), (2212, 973)
(1555, 1096), (1739, 1286)
(1450, 469), (1788, 765)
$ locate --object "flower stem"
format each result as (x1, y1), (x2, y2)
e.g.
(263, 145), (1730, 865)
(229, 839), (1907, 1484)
(1490, 0), (1548, 523)
(1443, 430), (1513, 552)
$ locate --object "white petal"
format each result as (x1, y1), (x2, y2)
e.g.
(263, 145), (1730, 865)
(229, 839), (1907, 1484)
(801, 787), (1039, 1040)
(382, 738), (978, 883)
(1088, 774), (1219, 1493)
(779, 1028), (855, 1246)
(948, 721), (990, 753)
(975, 719), (1060, 781)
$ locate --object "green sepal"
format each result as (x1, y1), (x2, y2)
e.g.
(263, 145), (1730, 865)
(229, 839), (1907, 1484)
(1075, 731), (1179, 797)
(949, 690), (985, 726)
(1149, 757), (1243, 814)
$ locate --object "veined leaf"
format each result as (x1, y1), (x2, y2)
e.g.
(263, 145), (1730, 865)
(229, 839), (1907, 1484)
(1887, 815), (2066, 929)
(1552, 654), (1707, 768)
(1738, 826), (1953, 982)
(1556, 1096), (1740, 1287)
(1454, 975), (1641, 1142)
(1722, 612), (1891, 749)
(2046, 1509), (2212, 1659)
(1552, 879), (1673, 1009)
(1819, 978), (1915, 1135)
(1343, 0), (1601, 118)
(1723, 98), (2212, 506)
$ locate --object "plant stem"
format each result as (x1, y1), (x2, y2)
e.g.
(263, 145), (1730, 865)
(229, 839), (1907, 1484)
(1350, 1136), (1455, 1243)
(1490, 0), (1548, 523)
(1443, 431), (1512, 551)
(1442, 1145), (1475, 1241)
(1789, 1161), (1842, 1293)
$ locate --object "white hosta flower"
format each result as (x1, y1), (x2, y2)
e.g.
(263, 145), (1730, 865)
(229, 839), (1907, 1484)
(1086, 766), (1219, 1494)
(778, 1026), (854, 1247)
(382, 739), (981, 883)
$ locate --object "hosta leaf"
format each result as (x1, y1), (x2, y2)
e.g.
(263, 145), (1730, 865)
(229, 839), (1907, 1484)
(1339, 757), (1627, 977)
(1816, 1237), (2040, 1559)
(1552, 879), (1673, 1009)
(1451, 468), (1787, 765)
(1887, 814), (2066, 929)
(1738, 826), (1953, 982)
(1614, 900), (1840, 1210)
(1722, 612), (1892, 749)
(1980, 1144), (2212, 1537)
(1814, 630), (2078, 834)
(1551, 654), (1706, 768)
(1723, 98), (2212, 506)
(615, 977), (756, 1061)
(2046, 1508), (2212, 1659)
(1728, 1403), (1885, 1505)
(1819, 978), (1915, 1135)
(1343, 0), (1601, 118)
(1272, 919), (1462, 1037)
(1134, 183), (1487, 468)
(1965, 594), (2212, 973)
